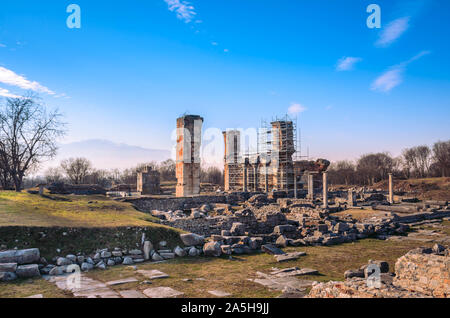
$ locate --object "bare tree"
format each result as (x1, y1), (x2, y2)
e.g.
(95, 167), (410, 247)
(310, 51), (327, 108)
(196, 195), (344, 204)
(0, 159), (13, 190)
(402, 146), (432, 178)
(415, 145), (431, 178)
(159, 159), (176, 181)
(200, 166), (223, 185)
(0, 96), (65, 191)
(432, 140), (450, 177)
(85, 169), (113, 187)
(356, 153), (394, 185)
(328, 160), (356, 185)
(44, 167), (64, 184)
(60, 157), (92, 184)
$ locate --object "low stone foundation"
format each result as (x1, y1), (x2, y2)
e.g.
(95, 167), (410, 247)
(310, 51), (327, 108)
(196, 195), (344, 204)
(126, 194), (250, 212)
(394, 248), (449, 298)
(307, 246), (449, 298)
(160, 211), (288, 237)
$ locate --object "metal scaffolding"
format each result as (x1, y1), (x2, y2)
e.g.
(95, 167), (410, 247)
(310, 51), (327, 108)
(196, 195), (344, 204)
(257, 114), (298, 192)
(224, 114), (304, 193)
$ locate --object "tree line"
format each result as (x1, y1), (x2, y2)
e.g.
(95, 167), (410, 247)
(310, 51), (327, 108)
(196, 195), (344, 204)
(36, 158), (223, 188)
(328, 140), (450, 186)
(1, 96), (447, 191)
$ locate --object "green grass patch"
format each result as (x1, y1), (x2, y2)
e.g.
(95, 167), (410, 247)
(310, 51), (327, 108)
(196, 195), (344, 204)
(0, 191), (163, 227)
(0, 235), (436, 298)
(0, 191), (186, 260)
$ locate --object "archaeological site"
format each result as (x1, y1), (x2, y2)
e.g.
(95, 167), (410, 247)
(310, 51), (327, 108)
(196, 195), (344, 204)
(1, 112), (449, 302)
(1, 1), (449, 311)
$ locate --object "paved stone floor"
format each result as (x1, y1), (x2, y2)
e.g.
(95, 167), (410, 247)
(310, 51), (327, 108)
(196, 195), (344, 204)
(44, 270), (180, 298)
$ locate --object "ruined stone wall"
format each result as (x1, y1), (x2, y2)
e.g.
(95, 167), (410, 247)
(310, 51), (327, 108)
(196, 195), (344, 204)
(223, 130), (242, 191)
(307, 278), (429, 298)
(127, 194), (250, 213)
(176, 115), (203, 197)
(160, 215), (258, 237)
(137, 167), (160, 195)
(307, 247), (449, 298)
(159, 210), (288, 237)
(394, 249), (449, 298)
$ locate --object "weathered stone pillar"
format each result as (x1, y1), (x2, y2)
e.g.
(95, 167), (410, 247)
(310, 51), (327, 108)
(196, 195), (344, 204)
(254, 165), (258, 192)
(388, 173), (394, 204)
(294, 173), (298, 199)
(176, 115), (203, 197)
(243, 165), (248, 192)
(348, 189), (355, 207)
(264, 165), (269, 193)
(307, 174), (314, 200)
(322, 172), (328, 208)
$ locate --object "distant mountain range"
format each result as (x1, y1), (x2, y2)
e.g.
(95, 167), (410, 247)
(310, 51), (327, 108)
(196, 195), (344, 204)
(40, 139), (172, 172)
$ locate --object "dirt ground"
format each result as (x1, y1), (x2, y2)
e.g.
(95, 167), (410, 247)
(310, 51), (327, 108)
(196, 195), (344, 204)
(2, 221), (448, 298)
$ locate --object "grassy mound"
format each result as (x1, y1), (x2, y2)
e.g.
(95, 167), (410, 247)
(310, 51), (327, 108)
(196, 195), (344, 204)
(0, 226), (184, 260)
(0, 191), (185, 259)
(372, 177), (450, 200)
(0, 191), (162, 227)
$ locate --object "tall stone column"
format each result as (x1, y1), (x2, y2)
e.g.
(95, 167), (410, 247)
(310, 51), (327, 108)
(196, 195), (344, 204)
(294, 173), (297, 199)
(348, 189), (355, 207)
(254, 165), (258, 192)
(223, 130), (241, 192)
(176, 115), (203, 197)
(264, 165), (269, 193)
(307, 173), (314, 200)
(388, 173), (394, 204)
(243, 165), (248, 192)
(322, 172), (328, 208)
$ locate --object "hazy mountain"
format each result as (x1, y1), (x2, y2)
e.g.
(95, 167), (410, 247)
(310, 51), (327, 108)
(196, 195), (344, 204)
(41, 139), (172, 171)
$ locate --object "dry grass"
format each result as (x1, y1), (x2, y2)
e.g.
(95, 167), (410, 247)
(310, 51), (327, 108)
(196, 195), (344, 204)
(1, 233), (439, 298)
(333, 208), (390, 221)
(0, 191), (161, 227)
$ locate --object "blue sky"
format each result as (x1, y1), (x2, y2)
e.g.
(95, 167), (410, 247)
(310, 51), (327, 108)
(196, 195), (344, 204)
(0, 0), (449, 166)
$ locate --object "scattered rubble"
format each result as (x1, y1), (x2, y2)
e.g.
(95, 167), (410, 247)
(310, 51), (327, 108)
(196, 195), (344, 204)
(308, 245), (449, 298)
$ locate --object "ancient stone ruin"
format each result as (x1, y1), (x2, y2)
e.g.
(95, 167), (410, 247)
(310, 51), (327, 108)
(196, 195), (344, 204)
(176, 115), (204, 197)
(308, 245), (449, 298)
(222, 121), (330, 196)
(137, 166), (161, 195)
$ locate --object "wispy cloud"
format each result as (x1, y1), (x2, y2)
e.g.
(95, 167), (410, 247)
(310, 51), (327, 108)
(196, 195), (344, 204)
(371, 51), (430, 92)
(376, 17), (410, 47)
(288, 102), (307, 115)
(336, 57), (362, 71)
(371, 68), (404, 92)
(164, 0), (197, 23)
(0, 87), (21, 98)
(0, 66), (55, 95)
(0, 43), (6, 48)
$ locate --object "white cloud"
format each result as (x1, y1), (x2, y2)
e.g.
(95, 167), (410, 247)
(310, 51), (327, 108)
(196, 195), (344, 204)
(371, 68), (404, 92)
(211, 41), (218, 46)
(0, 87), (21, 98)
(164, 0), (197, 23)
(288, 103), (307, 115)
(371, 50), (430, 93)
(0, 43), (6, 48)
(376, 17), (410, 47)
(336, 57), (362, 71)
(223, 49), (229, 53)
(0, 66), (55, 95)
